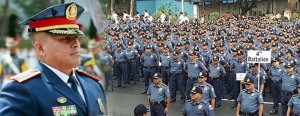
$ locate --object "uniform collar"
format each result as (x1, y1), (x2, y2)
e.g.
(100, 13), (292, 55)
(154, 82), (162, 88)
(246, 88), (255, 93)
(41, 62), (79, 85)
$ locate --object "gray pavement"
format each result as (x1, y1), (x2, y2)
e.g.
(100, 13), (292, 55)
(106, 80), (282, 116)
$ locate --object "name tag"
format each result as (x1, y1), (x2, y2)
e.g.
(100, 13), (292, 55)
(52, 105), (77, 116)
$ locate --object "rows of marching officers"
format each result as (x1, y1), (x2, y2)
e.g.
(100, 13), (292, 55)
(86, 14), (300, 115)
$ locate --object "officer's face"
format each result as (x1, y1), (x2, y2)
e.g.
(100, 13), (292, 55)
(286, 67), (294, 73)
(298, 88), (300, 94)
(251, 65), (258, 71)
(237, 54), (243, 60)
(153, 78), (162, 84)
(245, 83), (254, 90)
(198, 77), (207, 83)
(128, 45), (132, 49)
(163, 48), (169, 53)
(173, 54), (178, 59)
(190, 93), (201, 101)
(272, 61), (279, 67)
(34, 33), (82, 69)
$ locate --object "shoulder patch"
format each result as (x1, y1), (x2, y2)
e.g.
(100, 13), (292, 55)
(162, 83), (167, 87)
(10, 69), (41, 83)
(76, 69), (100, 82)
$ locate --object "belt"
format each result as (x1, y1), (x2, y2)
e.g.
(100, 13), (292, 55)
(116, 61), (126, 64)
(292, 114), (300, 116)
(144, 66), (155, 69)
(161, 66), (170, 69)
(150, 101), (163, 105)
(211, 77), (221, 80)
(272, 80), (281, 84)
(170, 72), (181, 75)
(241, 111), (258, 116)
(282, 91), (294, 95)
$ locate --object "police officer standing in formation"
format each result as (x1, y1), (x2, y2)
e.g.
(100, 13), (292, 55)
(0, 3), (106, 115)
(281, 62), (300, 116)
(99, 45), (114, 92)
(185, 51), (208, 101)
(244, 63), (267, 93)
(287, 84), (300, 116)
(159, 45), (171, 85)
(125, 42), (140, 85)
(141, 45), (158, 94)
(182, 86), (212, 116)
(236, 77), (264, 116)
(194, 72), (216, 108)
(114, 43), (128, 88)
(169, 50), (186, 103)
(269, 57), (285, 115)
(208, 56), (226, 107)
(147, 73), (170, 116)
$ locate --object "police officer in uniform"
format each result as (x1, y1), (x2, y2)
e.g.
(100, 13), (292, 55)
(281, 62), (300, 116)
(169, 50), (186, 103)
(208, 56), (226, 107)
(185, 51), (208, 101)
(99, 45), (114, 92)
(0, 3), (106, 115)
(194, 72), (216, 108)
(159, 45), (171, 85)
(114, 43), (128, 88)
(1, 37), (28, 88)
(269, 57), (285, 115)
(125, 42), (140, 85)
(236, 77), (264, 116)
(182, 86), (212, 116)
(287, 84), (300, 116)
(147, 73), (170, 116)
(141, 45), (158, 94)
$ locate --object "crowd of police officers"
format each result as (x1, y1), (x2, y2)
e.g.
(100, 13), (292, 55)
(2, 10), (300, 115)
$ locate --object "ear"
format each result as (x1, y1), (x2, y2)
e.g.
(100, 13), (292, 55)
(34, 41), (46, 56)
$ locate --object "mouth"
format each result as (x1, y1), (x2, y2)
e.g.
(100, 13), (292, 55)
(70, 51), (80, 56)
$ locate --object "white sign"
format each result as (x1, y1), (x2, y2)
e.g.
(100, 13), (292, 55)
(236, 73), (246, 81)
(247, 50), (271, 63)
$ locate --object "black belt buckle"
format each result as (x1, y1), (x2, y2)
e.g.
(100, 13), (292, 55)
(144, 66), (154, 69)
(151, 101), (161, 105)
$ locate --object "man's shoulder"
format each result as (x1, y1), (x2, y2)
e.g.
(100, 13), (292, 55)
(10, 69), (41, 83)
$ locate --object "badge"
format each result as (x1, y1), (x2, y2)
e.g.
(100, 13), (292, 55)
(178, 62), (181, 65)
(292, 75), (295, 78)
(198, 105), (202, 109)
(252, 93), (254, 96)
(151, 55), (153, 58)
(195, 64), (198, 67)
(159, 88), (163, 92)
(279, 69), (281, 72)
(66, 3), (77, 20)
(57, 97), (67, 104)
(204, 87), (207, 91)
(98, 98), (106, 113)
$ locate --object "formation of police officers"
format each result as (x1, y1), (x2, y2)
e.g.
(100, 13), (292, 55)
(2, 10), (300, 115)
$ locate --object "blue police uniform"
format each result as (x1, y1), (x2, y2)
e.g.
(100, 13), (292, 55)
(113, 48), (128, 87)
(182, 99), (212, 116)
(244, 69), (267, 91)
(125, 47), (139, 84)
(0, 62), (107, 116)
(169, 55), (186, 102)
(99, 51), (114, 91)
(281, 71), (300, 115)
(194, 82), (216, 103)
(147, 82), (170, 116)
(288, 94), (300, 115)
(208, 62), (226, 106)
(237, 89), (264, 115)
(159, 52), (171, 85)
(140, 51), (157, 93)
(185, 60), (208, 100)
(268, 63), (285, 112)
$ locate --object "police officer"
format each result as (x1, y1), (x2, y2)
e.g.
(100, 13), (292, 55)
(287, 84), (300, 116)
(182, 86), (212, 116)
(159, 45), (171, 85)
(269, 57), (285, 115)
(114, 43), (129, 88)
(125, 42), (140, 85)
(169, 50), (186, 103)
(281, 62), (300, 116)
(245, 63), (267, 93)
(99, 45), (114, 92)
(0, 3), (106, 115)
(194, 72), (216, 108)
(147, 73), (170, 116)
(185, 51), (208, 101)
(141, 45), (158, 94)
(1, 37), (28, 88)
(208, 56), (226, 107)
(236, 77), (264, 116)
(231, 50), (250, 108)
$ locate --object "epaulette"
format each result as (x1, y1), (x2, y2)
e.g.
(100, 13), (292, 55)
(162, 83), (167, 87)
(76, 69), (100, 82)
(10, 69), (41, 83)
(240, 89), (246, 92)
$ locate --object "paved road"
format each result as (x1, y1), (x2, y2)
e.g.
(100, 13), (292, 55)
(106, 80), (281, 116)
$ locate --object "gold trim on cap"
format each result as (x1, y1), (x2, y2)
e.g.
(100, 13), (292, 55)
(35, 24), (79, 32)
(66, 3), (77, 20)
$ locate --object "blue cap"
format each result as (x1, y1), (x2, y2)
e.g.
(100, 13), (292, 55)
(20, 2), (84, 35)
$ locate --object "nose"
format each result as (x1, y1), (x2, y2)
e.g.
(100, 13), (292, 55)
(71, 38), (80, 48)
